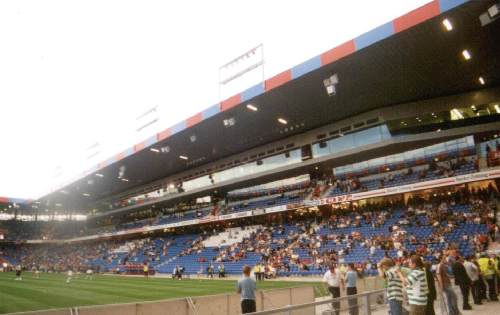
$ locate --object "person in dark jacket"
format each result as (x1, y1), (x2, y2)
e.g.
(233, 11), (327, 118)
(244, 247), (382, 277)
(452, 256), (472, 310)
(424, 262), (436, 315)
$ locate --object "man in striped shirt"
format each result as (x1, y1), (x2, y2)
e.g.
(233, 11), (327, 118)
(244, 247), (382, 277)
(379, 258), (404, 315)
(398, 255), (428, 315)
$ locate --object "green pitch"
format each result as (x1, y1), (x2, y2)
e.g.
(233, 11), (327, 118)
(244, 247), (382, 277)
(0, 272), (324, 314)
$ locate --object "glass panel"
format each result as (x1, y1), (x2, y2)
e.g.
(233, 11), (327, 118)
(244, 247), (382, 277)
(208, 149), (301, 186)
(333, 136), (475, 175)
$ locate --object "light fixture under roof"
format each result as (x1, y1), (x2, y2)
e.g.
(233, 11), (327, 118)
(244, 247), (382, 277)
(462, 49), (471, 60)
(82, 193), (90, 197)
(323, 73), (339, 96)
(246, 104), (258, 111)
(121, 178), (129, 182)
(451, 108), (464, 120)
(223, 117), (236, 127)
(478, 77), (485, 85)
(150, 148), (160, 153)
(277, 118), (288, 125)
(179, 155), (188, 160)
(95, 173), (104, 178)
(442, 18), (453, 31)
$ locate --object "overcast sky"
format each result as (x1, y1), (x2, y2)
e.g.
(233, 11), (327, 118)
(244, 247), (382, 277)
(0, 0), (431, 199)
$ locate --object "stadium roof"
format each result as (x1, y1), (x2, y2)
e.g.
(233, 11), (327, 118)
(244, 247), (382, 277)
(34, 0), (500, 210)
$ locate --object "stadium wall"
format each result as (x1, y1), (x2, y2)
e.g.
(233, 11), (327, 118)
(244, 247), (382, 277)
(4, 278), (385, 315)
(3, 286), (316, 315)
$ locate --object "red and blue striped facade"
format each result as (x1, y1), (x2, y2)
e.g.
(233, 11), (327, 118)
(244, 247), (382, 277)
(0, 196), (32, 205)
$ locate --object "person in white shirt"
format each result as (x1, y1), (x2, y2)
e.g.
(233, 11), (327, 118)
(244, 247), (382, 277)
(323, 265), (344, 315)
(464, 256), (482, 305)
(85, 268), (93, 280)
(66, 269), (73, 284)
(32, 265), (40, 279)
(15, 265), (22, 281)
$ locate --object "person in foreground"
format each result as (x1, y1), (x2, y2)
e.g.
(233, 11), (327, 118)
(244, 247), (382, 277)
(451, 255), (472, 310)
(397, 255), (429, 315)
(322, 264), (344, 315)
(436, 255), (460, 315)
(378, 258), (404, 315)
(345, 263), (359, 315)
(423, 262), (436, 315)
(237, 265), (257, 314)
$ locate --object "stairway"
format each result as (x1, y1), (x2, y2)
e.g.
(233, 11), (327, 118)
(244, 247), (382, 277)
(203, 225), (260, 248)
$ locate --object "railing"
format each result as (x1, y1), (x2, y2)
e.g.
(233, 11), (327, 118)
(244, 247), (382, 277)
(186, 296), (199, 315)
(250, 289), (386, 315)
(250, 285), (460, 315)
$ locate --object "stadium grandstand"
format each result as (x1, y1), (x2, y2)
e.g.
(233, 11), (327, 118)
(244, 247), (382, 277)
(1, 0), (500, 315)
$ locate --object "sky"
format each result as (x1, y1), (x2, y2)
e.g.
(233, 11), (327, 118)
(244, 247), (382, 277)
(0, 0), (431, 199)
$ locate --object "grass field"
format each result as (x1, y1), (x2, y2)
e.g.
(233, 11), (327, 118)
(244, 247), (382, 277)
(0, 272), (323, 314)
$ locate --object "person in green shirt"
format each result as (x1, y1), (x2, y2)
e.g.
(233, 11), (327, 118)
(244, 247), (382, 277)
(379, 258), (404, 315)
(397, 255), (428, 315)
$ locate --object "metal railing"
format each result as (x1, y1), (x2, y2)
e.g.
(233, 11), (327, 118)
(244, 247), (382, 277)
(250, 285), (459, 315)
(250, 289), (386, 315)
(186, 296), (200, 315)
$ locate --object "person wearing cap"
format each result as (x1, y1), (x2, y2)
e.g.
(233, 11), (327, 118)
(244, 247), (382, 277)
(323, 264), (344, 315)
(237, 265), (257, 314)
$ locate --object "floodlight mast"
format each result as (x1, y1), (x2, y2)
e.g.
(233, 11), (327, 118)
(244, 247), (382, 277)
(218, 44), (265, 101)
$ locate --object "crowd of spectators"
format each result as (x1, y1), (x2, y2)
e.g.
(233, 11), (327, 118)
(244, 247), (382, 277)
(0, 184), (497, 283)
(208, 188), (494, 275)
(0, 153), (480, 243)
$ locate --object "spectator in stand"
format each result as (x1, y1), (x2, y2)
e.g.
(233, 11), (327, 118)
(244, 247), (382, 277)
(237, 265), (256, 314)
(323, 264), (344, 315)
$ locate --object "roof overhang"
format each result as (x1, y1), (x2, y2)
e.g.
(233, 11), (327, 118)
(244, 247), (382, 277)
(38, 0), (500, 210)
